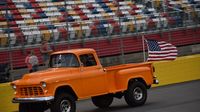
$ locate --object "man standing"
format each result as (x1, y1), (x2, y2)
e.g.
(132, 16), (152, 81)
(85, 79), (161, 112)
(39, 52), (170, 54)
(40, 40), (53, 66)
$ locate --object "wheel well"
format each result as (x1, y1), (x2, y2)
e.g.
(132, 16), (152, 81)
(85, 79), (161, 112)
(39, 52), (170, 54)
(128, 78), (149, 88)
(55, 86), (78, 101)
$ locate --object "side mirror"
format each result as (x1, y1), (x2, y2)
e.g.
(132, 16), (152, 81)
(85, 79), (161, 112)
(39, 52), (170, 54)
(80, 63), (84, 67)
(80, 63), (84, 72)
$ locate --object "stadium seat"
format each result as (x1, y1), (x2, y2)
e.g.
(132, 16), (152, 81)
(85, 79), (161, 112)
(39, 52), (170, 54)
(10, 10), (20, 15)
(15, 32), (25, 43)
(99, 24), (108, 36)
(127, 21), (134, 32)
(31, 13), (41, 19)
(0, 16), (6, 22)
(5, 14), (14, 21)
(67, 16), (75, 22)
(121, 22), (128, 33)
(41, 30), (51, 42)
(81, 24), (91, 38)
(0, 21), (7, 28)
(58, 28), (68, 40)
(69, 27), (76, 39)
(12, 27), (21, 34)
(6, 33), (16, 46)
(35, 36), (42, 43)
(0, 33), (8, 46)
(147, 18), (156, 30)
(90, 25), (99, 37)
(50, 29), (59, 41)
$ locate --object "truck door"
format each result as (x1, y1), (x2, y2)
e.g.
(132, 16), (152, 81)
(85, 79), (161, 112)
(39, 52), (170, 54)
(79, 54), (108, 97)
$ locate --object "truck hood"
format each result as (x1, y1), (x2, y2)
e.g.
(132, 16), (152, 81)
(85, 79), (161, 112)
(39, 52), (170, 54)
(13, 68), (73, 85)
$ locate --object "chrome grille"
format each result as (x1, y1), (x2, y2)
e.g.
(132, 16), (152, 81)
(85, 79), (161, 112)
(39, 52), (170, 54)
(19, 86), (44, 97)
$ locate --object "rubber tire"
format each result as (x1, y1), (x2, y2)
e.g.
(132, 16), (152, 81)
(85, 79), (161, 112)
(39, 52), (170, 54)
(50, 93), (76, 112)
(19, 103), (46, 112)
(91, 94), (113, 108)
(124, 81), (147, 107)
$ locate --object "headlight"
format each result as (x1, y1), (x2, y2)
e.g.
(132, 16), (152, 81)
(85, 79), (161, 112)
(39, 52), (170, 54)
(11, 84), (16, 90)
(41, 82), (47, 88)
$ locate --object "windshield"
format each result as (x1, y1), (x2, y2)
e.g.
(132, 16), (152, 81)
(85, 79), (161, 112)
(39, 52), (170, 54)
(50, 53), (80, 68)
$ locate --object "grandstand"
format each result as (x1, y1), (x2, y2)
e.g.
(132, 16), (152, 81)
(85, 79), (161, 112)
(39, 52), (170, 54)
(0, 0), (200, 72)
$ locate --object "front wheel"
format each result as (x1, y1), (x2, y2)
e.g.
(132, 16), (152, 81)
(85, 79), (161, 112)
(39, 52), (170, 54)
(91, 94), (113, 108)
(50, 93), (76, 112)
(124, 81), (147, 107)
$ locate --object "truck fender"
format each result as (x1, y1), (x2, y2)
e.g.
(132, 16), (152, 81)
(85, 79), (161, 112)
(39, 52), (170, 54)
(127, 77), (148, 89)
(54, 85), (78, 101)
(116, 67), (152, 90)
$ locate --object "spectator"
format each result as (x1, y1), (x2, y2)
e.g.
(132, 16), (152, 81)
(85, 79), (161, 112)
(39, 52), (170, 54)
(40, 40), (53, 66)
(25, 50), (39, 73)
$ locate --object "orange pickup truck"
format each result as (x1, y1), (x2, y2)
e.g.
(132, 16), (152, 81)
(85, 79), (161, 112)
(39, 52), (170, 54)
(11, 48), (158, 112)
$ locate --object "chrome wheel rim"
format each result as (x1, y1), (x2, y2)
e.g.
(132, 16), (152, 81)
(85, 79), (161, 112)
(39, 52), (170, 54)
(133, 87), (143, 101)
(60, 100), (71, 112)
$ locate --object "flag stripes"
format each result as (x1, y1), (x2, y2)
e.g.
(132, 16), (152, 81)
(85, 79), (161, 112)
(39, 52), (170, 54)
(146, 40), (178, 61)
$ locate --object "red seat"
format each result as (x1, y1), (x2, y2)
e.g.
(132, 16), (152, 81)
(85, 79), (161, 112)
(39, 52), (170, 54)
(31, 13), (41, 19)
(90, 25), (98, 36)
(86, 4), (94, 10)
(9, 21), (18, 27)
(76, 10), (84, 15)
(58, 28), (68, 39)
(0, 6), (6, 10)
(31, 3), (40, 8)
(103, 0), (109, 3)
(108, 19), (115, 24)
(116, 11), (124, 17)
(38, 25), (48, 30)
(94, 20), (100, 26)
(147, 19), (156, 28)
(12, 27), (20, 32)
(161, 12), (168, 17)
(72, 5), (80, 10)
(35, 8), (44, 13)
(61, 12), (68, 16)
(167, 17), (176, 25)
(8, 5), (16, 9)
(58, 16), (66, 22)
(131, 5), (139, 10)
(6, 0), (13, 4)
(129, 10), (137, 15)
(0, 16), (6, 21)
(28, 0), (36, 3)
(15, 32), (25, 43)
(80, 15), (89, 20)
(10, 9), (20, 15)
(13, 15), (23, 20)
(111, 22), (120, 33)
(72, 23), (79, 27)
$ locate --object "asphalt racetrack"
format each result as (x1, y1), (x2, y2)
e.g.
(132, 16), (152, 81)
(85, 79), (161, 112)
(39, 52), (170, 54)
(76, 80), (200, 112)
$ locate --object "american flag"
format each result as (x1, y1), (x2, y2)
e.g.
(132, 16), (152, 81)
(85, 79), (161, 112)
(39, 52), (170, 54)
(146, 39), (178, 61)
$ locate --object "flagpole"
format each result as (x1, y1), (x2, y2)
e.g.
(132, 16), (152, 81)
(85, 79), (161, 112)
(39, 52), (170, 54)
(142, 34), (146, 62)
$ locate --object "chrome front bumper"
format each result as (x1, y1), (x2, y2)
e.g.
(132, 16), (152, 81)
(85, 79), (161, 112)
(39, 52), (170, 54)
(12, 96), (54, 103)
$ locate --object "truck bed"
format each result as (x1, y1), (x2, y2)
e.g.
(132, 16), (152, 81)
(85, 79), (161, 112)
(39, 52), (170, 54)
(104, 62), (154, 93)
(105, 62), (152, 71)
